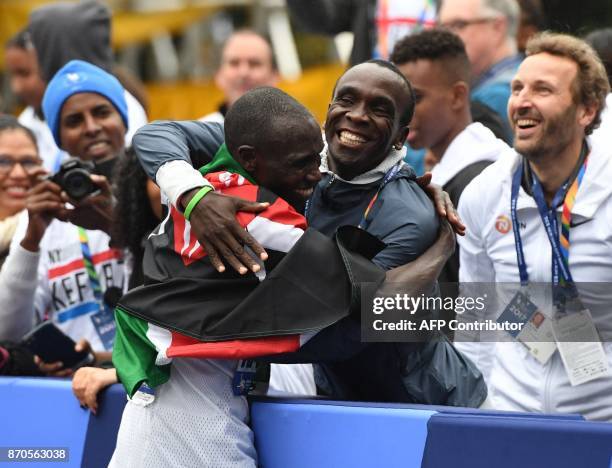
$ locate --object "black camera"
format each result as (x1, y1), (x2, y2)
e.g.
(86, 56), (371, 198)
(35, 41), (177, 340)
(50, 158), (98, 200)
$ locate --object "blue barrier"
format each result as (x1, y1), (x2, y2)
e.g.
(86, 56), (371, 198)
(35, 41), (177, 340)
(251, 400), (435, 468)
(251, 397), (612, 468)
(0, 378), (125, 468)
(1, 377), (612, 468)
(422, 413), (612, 468)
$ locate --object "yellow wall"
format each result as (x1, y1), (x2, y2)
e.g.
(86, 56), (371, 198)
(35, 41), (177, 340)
(145, 64), (346, 124)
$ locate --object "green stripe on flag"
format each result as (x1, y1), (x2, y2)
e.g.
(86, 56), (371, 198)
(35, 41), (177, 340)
(113, 307), (171, 398)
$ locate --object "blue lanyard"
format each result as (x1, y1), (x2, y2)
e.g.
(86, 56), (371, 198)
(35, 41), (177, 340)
(358, 162), (402, 229)
(510, 160), (574, 287)
(306, 162), (402, 227)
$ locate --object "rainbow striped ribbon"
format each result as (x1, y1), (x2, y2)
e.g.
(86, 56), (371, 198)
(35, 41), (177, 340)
(558, 157), (588, 284)
(77, 227), (103, 302)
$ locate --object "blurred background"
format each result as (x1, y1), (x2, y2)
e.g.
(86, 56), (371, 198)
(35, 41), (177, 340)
(1, 0), (612, 123)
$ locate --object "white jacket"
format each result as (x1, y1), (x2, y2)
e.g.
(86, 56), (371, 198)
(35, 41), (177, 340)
(0, 212), (127, 351)
(456, 137), (612, 420)
(430, 122), (507, 187)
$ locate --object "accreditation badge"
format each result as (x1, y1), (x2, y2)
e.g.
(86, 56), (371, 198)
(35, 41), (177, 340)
(90, 302), (117, 350)
(130, 383), (155, 407)
(498, 291), (557, 365)
(552, 308), (610, 386)
(233, 360), (257, 396)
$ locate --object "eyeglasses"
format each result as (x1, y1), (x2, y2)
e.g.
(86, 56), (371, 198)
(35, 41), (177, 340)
(440, 17), (497, 32)
(0, 157), (42, 175)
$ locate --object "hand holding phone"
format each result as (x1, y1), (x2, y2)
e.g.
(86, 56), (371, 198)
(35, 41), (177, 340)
(22, 322), (95, 375)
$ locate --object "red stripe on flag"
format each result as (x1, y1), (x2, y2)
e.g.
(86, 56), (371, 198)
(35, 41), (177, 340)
(172, 207), (187, 255)
(218, 183), (258, 229)
(257, 197), (307, 230)
(204, 171), (306, 229)
(166, 332), (301, 359)
(48, 249), (122, 279)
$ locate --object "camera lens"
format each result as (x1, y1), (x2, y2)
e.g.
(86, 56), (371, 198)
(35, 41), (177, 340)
(63, 169), (95, 200)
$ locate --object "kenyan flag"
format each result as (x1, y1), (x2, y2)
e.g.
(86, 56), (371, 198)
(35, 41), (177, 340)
(113, 151), (386, 397)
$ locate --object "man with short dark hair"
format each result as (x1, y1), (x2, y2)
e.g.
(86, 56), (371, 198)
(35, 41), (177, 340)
(112, 87), (325, 467)
(391, 29), (509, 282)
(111, 86), (470, 466)
(130, 59), (486, 407)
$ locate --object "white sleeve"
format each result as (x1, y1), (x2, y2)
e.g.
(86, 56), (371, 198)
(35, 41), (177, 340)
(156, 160), (213, 209)
(0, 244), (41, 340)
(457, 180), (495, 283)
(455, 178), (498, 384)
(124, 90), (149, 145)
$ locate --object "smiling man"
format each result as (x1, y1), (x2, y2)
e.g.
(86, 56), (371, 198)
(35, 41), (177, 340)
(128, 60), (487, 407)
(305, 60), (439, 270)
(456, 33), (612, 420)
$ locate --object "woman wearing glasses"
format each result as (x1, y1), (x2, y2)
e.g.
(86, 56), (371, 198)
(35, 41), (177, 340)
(0, 115), (43, 268)
(0, 115), (44, 340)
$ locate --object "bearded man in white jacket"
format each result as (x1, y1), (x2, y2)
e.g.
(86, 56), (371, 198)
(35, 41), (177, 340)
(456, 32), (612, 420)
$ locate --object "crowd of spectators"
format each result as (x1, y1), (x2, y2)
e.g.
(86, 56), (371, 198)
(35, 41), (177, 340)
(2, 0), (612, 466)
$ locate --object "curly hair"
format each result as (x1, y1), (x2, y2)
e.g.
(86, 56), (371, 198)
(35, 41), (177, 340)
(111, 148), (159, 267)
(526, 32), (610, 135)
(390, 28), (471, 84)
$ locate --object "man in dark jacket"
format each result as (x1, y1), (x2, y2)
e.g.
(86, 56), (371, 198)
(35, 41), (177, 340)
(130, 60), (486, 407)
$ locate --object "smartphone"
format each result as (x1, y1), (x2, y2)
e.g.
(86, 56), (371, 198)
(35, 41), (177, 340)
(22, 321), (94, 370)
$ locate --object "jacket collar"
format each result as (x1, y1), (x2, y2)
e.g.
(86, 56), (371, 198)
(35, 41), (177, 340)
(431, 122), (507, 186)
(503, 137), (612, 218)
(320, 142), (406, 185)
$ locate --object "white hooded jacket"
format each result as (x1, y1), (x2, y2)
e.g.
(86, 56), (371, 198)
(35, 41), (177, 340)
(456, 136), (612, 420)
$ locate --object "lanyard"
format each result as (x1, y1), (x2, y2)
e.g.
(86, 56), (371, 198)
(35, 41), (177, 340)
(358, 162), (402, 229)
(510, 157), (588, 289)
(77, 227), (103, 303)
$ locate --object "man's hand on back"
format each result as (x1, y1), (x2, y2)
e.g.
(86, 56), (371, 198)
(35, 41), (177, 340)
(416, 172), (465, 236)
(180, 188), (269, 274)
